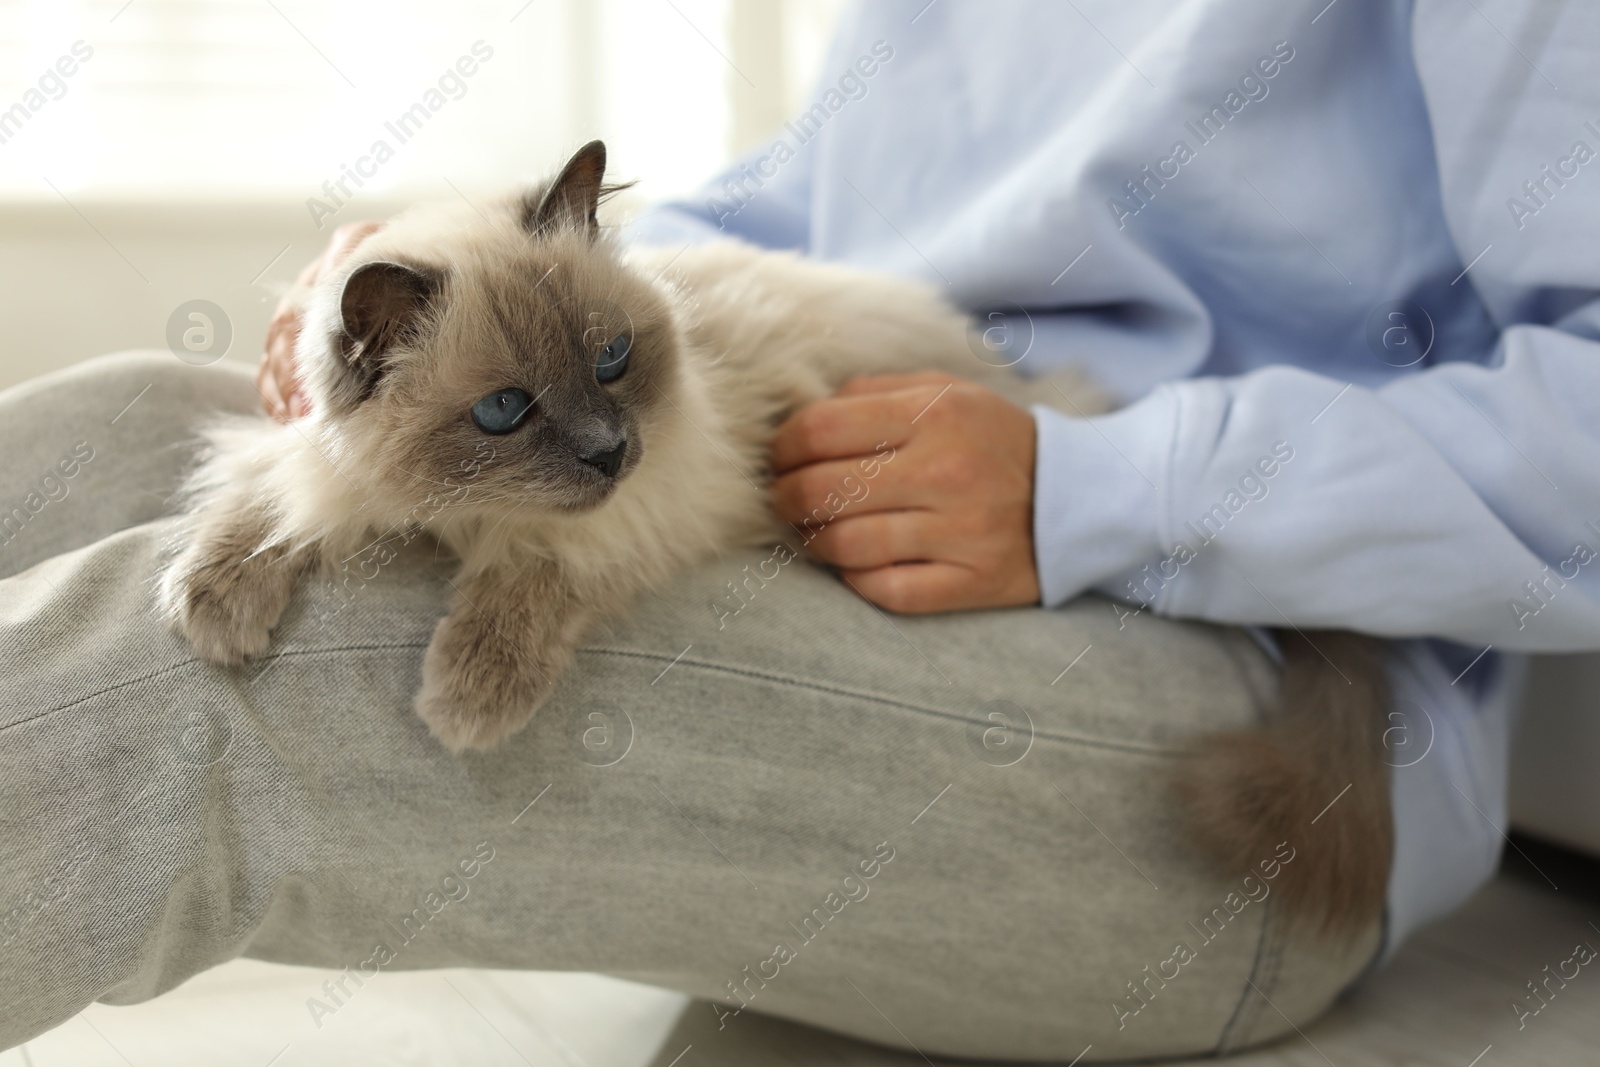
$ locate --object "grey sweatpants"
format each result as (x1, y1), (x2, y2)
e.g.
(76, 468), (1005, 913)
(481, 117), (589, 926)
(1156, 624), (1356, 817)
(0, 352), (1379, 1062)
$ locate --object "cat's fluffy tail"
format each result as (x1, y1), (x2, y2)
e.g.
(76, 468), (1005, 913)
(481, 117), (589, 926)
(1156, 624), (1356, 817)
(1172, 630), (1394, 938)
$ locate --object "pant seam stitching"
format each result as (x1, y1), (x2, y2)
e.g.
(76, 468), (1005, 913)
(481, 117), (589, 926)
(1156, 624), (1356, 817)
(1216, 895), (1276, 1052)
(8, 641), (1187, 759)
(0, 641), (431, 734)
(578, 646), (1185, 755)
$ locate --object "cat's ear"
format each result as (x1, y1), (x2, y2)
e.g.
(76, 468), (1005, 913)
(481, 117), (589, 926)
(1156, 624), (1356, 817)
(335, 260), (438, 399)
(522, 139), (630, 239)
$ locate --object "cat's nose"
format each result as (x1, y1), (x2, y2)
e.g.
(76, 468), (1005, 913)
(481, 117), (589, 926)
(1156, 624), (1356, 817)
(580, 439), (627, 479)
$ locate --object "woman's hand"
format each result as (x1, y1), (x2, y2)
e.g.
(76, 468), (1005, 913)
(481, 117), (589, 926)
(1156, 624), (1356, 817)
(770, 371), (1041, 613)
(257, 221), (383, 421)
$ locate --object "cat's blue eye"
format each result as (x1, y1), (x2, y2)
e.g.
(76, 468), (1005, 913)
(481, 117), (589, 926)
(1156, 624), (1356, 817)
(471, 388), (534, 434)
(595, 333), (630, 383)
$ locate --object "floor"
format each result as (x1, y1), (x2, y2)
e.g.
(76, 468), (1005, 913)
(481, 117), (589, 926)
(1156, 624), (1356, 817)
(4, 838), (1597, 1067)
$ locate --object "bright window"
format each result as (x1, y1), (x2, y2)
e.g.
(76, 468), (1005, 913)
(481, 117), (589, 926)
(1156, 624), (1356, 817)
(0, 0), (847, 203)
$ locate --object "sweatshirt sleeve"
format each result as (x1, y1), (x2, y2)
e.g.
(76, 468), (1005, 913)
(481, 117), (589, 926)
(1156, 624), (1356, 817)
(1033, 2), (1600, 653)
(1032, 336), (1600, 652)
(624, 133), (815, 251)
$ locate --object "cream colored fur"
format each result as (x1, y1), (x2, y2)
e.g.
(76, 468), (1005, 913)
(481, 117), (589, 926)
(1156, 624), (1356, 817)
(157, 142), (1104, 751)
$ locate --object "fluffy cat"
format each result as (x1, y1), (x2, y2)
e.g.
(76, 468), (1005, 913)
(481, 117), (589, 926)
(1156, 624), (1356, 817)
(158, 141), (1391, 936)
(158, 140), (1090, 744)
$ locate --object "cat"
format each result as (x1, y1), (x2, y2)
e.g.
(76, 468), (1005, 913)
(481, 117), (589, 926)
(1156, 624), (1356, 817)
(158, 140), (1097, 745)
(158, 140), (1391, 937)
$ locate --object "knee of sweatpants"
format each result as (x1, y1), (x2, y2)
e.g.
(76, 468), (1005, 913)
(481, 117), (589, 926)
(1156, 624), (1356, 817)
(16, 349), (257, 411)
(27, 351), (260, 462)
(0, 519), (356, 936)
(1, 609), (401, 967)
(79, 349), (261, 420)
(0, 351), (262, 575)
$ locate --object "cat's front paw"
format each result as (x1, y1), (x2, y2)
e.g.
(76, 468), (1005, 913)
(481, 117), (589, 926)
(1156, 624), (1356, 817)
(414, 608), (561, 752)
(160, 541), (299, 666)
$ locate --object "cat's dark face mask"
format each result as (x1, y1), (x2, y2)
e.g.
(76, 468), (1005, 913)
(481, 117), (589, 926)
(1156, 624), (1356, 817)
(313, 140), (680, 517)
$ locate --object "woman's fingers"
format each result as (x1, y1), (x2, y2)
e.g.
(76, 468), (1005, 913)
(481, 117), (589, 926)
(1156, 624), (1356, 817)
(774, 375), (1041, 613)
(838, 561), (978, 615)
(803, 512), (938, 571)
(255, 350), (286, 421)
(769, 392), (910, 475)
(771, 455), (924, 524)
(260, 302), (303, 422)
(258, 221), (384, 420)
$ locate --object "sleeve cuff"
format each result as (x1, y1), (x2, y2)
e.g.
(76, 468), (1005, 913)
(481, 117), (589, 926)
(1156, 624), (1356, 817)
(1030, 390), (1177, 608)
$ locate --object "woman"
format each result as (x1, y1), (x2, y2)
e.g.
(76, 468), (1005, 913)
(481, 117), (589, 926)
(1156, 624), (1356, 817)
(3, 0), (1593, 1059)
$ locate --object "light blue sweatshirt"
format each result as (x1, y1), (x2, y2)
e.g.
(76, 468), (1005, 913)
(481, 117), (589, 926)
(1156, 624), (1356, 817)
(629, 0), (1600, 952)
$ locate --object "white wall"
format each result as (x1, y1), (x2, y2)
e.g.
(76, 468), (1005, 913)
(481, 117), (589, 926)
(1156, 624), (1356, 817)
(0, 199), (407, 390)
(0, 0), (848, 391)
